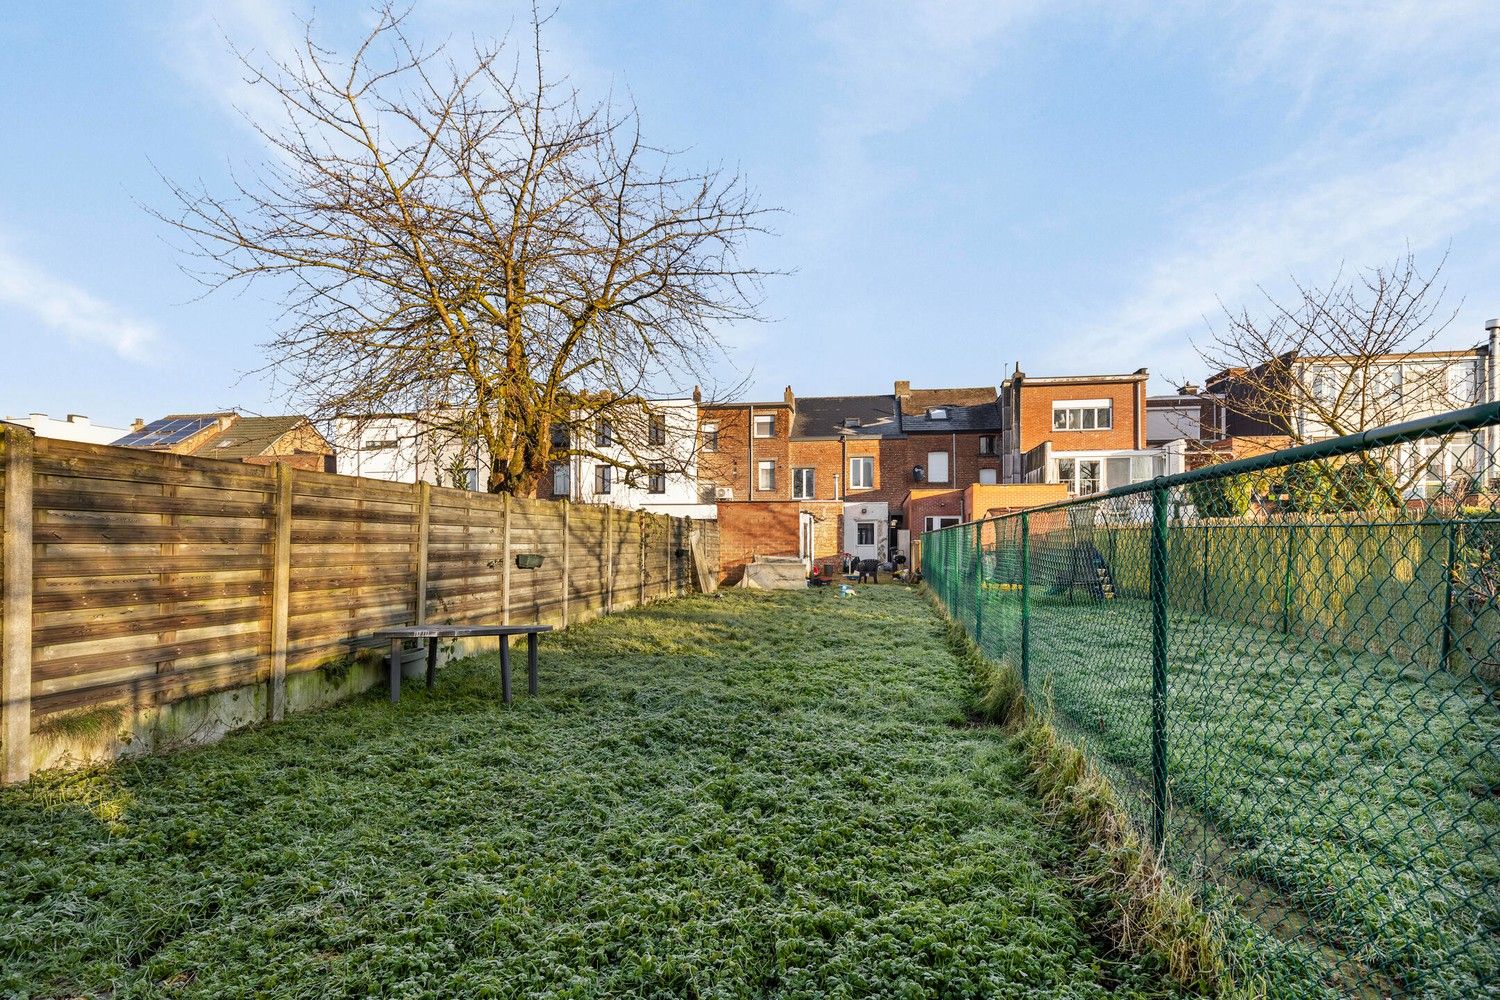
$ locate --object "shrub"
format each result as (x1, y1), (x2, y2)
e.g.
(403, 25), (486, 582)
(1187, 475), (1252, 518)
(1282, 459), (1401, 514)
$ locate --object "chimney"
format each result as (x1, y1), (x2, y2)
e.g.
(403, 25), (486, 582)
(1178, 383), (1200, 396)
(66, 414), (89, 425)
(692, 385), (702, 404)
(783, 385), (795, 409)
(893, 380), (911, 399)
(131, 418), (145, 431)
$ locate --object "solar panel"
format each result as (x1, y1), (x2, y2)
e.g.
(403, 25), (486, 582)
(113, 416), (219, 448)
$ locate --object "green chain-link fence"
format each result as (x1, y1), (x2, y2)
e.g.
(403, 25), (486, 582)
(922, 403), (1500, 998)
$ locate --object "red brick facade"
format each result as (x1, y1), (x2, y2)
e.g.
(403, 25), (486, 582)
(716, 500), (801, 584)
(1003, 372), (1149, 456)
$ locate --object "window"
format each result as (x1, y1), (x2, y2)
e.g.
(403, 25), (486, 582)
(702, 423), (719, 451)
(924, 516), (961, 532)
(362, 437), (397, 452)
(648, 462), (667, 494)
(552, 465), (570, 497)
(757, 460), (776, 491)
(463, 468), (479, 491)
(978, 434), (995, 455)
(855, 521), (876, 547)
(595, 420), (614, 447)
(792, 467), (815, 499)
(849, 456), (873, 489)
(927, 451), (950, 483)
(979, 468), (997, 485)
(647, 413), (666, 446)
(1052, 400), (1113, 431)
(843, 416), (861, 429)
(753, 414), (776, 438)
(1056, 458), (1102, 496)
(551, 425), (569, 448)
(594, 464), (612, 495)
(926, 407), (949, 420)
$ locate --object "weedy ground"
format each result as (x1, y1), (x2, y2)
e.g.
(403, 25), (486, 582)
(1, 586), (1194, 999)
(966, 592), (1498, 998)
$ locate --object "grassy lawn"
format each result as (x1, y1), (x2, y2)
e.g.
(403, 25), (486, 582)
(0, 587), (1188, 999)
(1010, 593), (1500, 998)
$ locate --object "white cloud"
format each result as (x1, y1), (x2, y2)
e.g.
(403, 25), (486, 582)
(1055, 2), (1500, 383)
(0, 244), (159, 360)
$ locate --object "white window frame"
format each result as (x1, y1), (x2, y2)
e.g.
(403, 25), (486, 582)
(924, 516), (960, 532)
(757, 459), (776, 491)
(792, 466), (815, 500)
(1052, 399), (1113, 432)
(855, 521), (877, 546)
(927, 451), (950, 484)
(1056, 457), (1102, 496)
(849, 456), (874, 489)
(978, 434), (995, 455)
(701, 423), (719, 452)
(979, 468), (997, 485)
(753, 414), (776, 439)
(552, 464), (570, 497)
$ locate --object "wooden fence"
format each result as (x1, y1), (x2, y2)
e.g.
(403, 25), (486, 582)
(0, 425), (718, 782)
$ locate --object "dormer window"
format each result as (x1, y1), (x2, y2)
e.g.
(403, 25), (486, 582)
(926, 407), (949, 420)
(843, 416), (861, 429)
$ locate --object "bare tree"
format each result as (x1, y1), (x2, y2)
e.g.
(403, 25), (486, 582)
(1196, 252), (1483, 499)
(160, 7), (770, 494)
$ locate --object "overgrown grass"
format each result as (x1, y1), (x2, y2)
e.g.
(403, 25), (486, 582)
(1, 587), (1194, 998)
(955, 588), (1499, 998)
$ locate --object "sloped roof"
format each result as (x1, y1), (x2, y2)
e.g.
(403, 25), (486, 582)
(191, 416), (320, 459)
(790, 395), (903, 439)
(899, 400), (1002, 434)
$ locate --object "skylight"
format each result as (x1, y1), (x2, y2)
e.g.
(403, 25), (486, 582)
(927, 407), (949, 420)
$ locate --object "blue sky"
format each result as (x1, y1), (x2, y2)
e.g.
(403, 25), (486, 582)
(2, 1), (1498, 426)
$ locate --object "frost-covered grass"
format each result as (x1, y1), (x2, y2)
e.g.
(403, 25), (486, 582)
(1023, 594), (1499, 998)
(0, 587), (1189, 998)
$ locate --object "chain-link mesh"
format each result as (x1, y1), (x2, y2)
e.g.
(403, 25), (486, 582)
(922, 404), (1500, 998)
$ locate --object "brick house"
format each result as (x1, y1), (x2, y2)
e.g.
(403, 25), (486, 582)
(701, 381), (1006, 570)
(999, 368), (1184, 495)
(116, 413), (335, 472)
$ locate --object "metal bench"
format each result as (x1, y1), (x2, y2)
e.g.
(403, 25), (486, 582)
(375, 625), (552, 705)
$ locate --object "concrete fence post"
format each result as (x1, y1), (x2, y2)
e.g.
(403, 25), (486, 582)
(2, 424), (35, 783)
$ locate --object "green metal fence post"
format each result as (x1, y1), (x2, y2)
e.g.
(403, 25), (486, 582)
(1200, 528), (1210, 613)
(1440, 520), (1458, 668)
(1020, 512), (1031, 697)
(974, 521), (985, 652)
(1150, 484), (1170, 850)
(1281, 522), (1296, 634)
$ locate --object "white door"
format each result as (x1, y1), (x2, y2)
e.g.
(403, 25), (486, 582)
(853, 520), (879, 561)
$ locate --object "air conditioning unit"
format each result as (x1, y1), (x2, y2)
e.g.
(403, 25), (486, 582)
(714, 486), (735, 500)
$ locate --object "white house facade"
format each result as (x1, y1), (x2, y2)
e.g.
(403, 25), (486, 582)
(332, 412), (491, 489)
(554, 397), (716, 518)
(4, 412), (131, 445)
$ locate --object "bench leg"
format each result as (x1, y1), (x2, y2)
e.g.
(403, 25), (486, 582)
(527, 633), (539, 697)
(426, 637), (438, 690)
(389, 637), (403, 704)
(499, 636), (512, 706)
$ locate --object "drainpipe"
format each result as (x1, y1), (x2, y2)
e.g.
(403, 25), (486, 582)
(748, 405), (755, 498)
